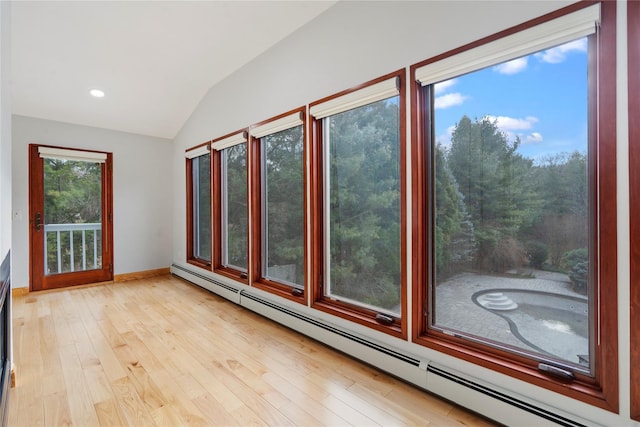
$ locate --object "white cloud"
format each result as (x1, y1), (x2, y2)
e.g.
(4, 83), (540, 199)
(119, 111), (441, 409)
(493, 57), (528, 75)
(484, 115), (539, 130)
(436, 125), (456, 148)
(535, 38), (587, 64)
(525, 132), (543, 143)
(434, 92), (467, 109)
(434, 79), (457, 95)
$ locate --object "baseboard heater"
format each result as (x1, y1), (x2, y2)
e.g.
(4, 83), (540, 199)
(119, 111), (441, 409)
(426, 364), (588, 427)
(170, 263), (594, 427)
(171, 263), (241, 304)
(239, 291), (422, 367)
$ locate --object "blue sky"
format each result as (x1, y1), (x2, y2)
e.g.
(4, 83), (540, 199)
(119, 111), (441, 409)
(434, 38), (588, 164)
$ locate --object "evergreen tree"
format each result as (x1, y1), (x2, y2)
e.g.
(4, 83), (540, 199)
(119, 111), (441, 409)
(264, 125), (304, 285)
(446, 116), (541, 272)
(433, 144), (464, 275)
(328, 98), (401, 311)
(225, 144), (248, 269)
(43, 158), (103, 273)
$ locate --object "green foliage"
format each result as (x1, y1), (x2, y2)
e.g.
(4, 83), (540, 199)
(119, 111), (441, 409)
(527, 152), (588, 267)
(438, 115), (588, 278)
(264, 125), (304, 285)
(224, 144), (248, 269)
(434, 144), (463, 275)
(561, 248), (588, 271)
(43, 158), (103, 273)
(446, 116), (540, 272)
(44, 159), (101, 224)
(526, 240), (548, 269)
(561, 248), (588, 294)
(194, 154), (211, 260)
(569, 262), (588, 294)
(327, 98), (401, 311)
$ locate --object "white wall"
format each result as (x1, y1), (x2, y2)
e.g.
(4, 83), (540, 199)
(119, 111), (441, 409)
(12, 115), (173, 288)
(0, 1), (11, 259)
(171, 1), (633, 426)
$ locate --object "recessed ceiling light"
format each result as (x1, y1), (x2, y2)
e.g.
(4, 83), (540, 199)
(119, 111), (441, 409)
(89, 89), (105, 98)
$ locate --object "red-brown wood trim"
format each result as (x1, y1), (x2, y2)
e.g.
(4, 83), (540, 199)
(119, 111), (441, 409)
(211, 129), (249, 285)
(104, 152), (114, 282)
(186, 157), (193, 262)
(29, 144), (114, 291)
(629, 0), (640, 420)
(185, 140), (211, 154)
(310, 100), (324, 310)
(185, 141), (213, 271)
(410, 1), (618, 412)
(595, 0), (618, 412)
(249, 122), (262, 288)
(249, 106), (307, 305)
(410, 71), (428, 343)
(399, 71), (409, 338)
(309, 69), (407, 339)
(29, 144), (44, 292)
(304, 106), (310, 308)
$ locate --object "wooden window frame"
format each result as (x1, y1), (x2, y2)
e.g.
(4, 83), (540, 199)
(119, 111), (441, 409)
(212, 130), (249, 284)
(410, 1), (618, 411)
(629, 0), (640, 420)
(250, 107), (307, 304)
(185, 141), (213, 271)
(309, 70), (408, 339)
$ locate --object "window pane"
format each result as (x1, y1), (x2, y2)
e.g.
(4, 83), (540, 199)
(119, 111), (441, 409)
(222, 144), (247, 271)
(325, 97), (401, 315)
(192, 154), (211, 262)
(431, 38), (591, 371)
(263, 125), (304, 287)
(43, 158), (103, 274)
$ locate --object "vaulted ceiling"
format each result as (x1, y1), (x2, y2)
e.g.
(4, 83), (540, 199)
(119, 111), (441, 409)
(11, 1), (336, 139)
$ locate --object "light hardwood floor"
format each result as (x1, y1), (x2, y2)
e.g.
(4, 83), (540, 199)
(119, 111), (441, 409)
(8, 274), (497, 426)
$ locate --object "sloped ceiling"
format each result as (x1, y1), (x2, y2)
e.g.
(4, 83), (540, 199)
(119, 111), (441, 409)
(11, 1), (336, 139)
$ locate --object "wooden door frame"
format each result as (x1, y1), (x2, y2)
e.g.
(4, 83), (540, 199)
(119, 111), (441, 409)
(28, 144), (114, 291)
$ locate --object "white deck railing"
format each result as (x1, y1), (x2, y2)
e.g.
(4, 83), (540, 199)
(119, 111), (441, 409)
(44, 223), (101, 274)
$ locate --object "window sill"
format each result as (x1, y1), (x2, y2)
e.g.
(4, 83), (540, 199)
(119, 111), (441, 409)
(213, 266), (248, 285)
(312, 299), (405, 339)
(252, 279), (306, 305)
(186, 259), (211, 271)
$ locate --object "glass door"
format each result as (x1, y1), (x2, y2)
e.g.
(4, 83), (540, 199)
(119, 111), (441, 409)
(29, 144), (113, 291)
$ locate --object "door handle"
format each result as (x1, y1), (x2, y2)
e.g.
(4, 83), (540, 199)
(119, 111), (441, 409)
(35, 212), (42, 231)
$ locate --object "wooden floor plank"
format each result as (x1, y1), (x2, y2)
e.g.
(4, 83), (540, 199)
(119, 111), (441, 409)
(43, 391), (73, 427)
(86, 329), (128, 384)
(15, 380), (45, 427)
(94, 398), (127, 427)
(83, 364), (116, 406)
(145, 369), (210, 427)
(191, 392), (243, 427)
(110, 376), (157, 426)
(263, 371), (361, 426)
(8, 275), (497, 427)
(57, 343), (101, 427)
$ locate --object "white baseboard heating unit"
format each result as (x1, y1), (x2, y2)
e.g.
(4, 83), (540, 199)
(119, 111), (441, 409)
(171, 264), (595, 427)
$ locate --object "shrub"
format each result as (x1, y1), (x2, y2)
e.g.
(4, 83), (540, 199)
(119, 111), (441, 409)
(560, 248), (588, 272)
(526, 240), (548, 270)
(475, 230), (526, 272)
(561, 248), (588, 294)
